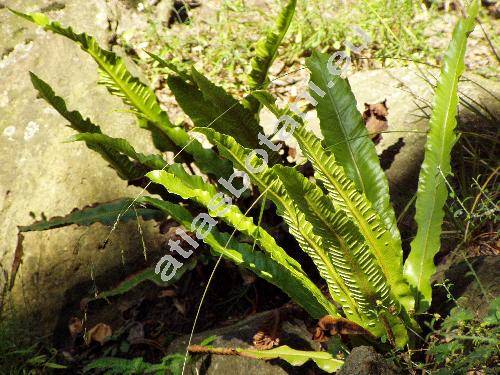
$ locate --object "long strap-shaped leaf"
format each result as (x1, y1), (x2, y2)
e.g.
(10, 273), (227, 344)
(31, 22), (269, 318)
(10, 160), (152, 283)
(30, 73), (179, 193)
(10, 199), (164, 289)
(140, 197), (336, 319)
(145, 165), (304, 273)
(70, 133), (167, 171)
(30, 75), (178, 196)
(19, 198), (163, 232)
(253, 92), (414, 313)
(30, 73), (144, 180)
(274, 165), (413, 346)
(11, 11), (170, 127)
(167, 68), (262, 150)
(69, 135), (224, 204)
(239, 345), (343, 373)
(273, 167), (395, 327)
(146, 51), (192, 82)
(296, 127), (414, 314)
(245, 0), (297, 114)
(195, 128), (402, 331)
(404, 0), (479, 313)
(13, 10), (232, 179)
(93, 259), (197, 301)
(30, 73), (100, 134)
(306, 51), (401, 255)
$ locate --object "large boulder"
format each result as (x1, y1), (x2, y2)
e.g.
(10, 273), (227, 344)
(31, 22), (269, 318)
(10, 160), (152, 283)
(0, 0), (166, 334)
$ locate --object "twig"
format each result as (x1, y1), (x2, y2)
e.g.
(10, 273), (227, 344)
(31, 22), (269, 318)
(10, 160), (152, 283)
(188, 345), (256, 359)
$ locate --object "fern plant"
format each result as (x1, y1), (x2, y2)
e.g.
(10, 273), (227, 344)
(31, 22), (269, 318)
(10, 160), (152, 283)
(83, 354), (185, 375)
(9, 0), (479, 367)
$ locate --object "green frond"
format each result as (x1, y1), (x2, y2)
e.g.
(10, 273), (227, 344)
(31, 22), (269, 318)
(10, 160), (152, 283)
(19, 198), (162, 233)
(70, 134), (219, 200)
(252, 91), (414, 314)
(145, 165), (304, 273)
(11, 199), (160, 291)
(30, 73), (143, 180)
(273, 165), (414, 346)
(239, 345), (343, 373)
(146, 50), (192, 82)
(70, 133), (167, 171)
(404, 0), (479, 313)
(11, 11), (170, 127)
(273, 166), (395, 325)
(141, 196), (336, 319)
(295, 126), (414, 315)
(167, 67), (263, 150)
(30, 72), (100, 133)
(306, 51), (401, 254)
(245, 0), (297, 114)
(93, 260), (196, 301)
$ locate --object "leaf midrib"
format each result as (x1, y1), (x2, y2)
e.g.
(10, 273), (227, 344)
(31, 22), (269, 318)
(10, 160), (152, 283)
(302, 194), (364, 319)
(296, 129), (394, 284)
(221, 144), (354, 316)
(315, 64), (366, 193)
(413, 31), (467, 302)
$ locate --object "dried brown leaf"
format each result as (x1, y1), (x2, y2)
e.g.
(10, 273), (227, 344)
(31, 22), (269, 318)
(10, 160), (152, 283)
(85, 323), (112, 345)
(313, 315), (372, 342)
(253, 310), (281, 350)
(363, 100), (389, 144)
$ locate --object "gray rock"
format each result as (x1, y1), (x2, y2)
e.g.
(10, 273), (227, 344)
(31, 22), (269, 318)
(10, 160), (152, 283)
(352, 69), (499, 216)
(168, 310), (323, 374)
(337, 346), (398, 375)
(0, 1), (166, 334)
